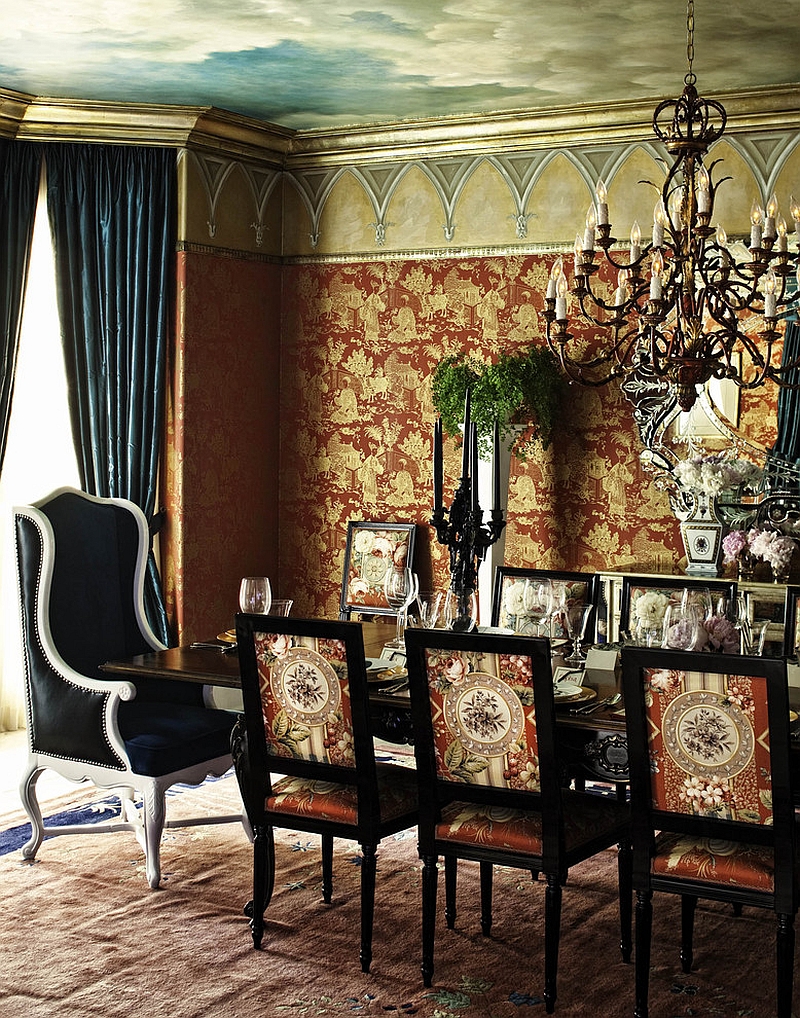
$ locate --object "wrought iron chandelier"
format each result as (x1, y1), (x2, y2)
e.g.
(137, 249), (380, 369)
(544, 0), (800, 412)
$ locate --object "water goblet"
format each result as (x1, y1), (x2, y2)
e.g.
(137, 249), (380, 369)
(384, 568), (419, 648)
(522, 578), (554, 636)
(661, 602), (701, 650)
(416, 592), (443, 629)
(444, 589), (478, 632)
(563, 603), (593, 665)
(239, 576), (272, 614)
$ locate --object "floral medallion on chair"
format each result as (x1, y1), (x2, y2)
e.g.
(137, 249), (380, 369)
(643, 666), (771, 824)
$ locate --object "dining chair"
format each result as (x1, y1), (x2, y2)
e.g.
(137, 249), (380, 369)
(782, 585), (800, 658)
(232, 613), (419, 972)
(621, 645), (798, 1018)
(14, 487), (244, 889)
(490, 566), (600, 640)
(618, 575), (737, 644)
(404, 627), (631, 1013)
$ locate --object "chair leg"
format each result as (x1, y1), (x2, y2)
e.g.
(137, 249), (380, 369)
(19, 765), (45, 860)
(250, 824), (274, 949)
(777, 912), (795, 1018)
(680, 895), (697, 974)
(421, 854), (438, 987)
(480, 861), (493, 936)
(359, 843), (377, 974)
(544, 873), (562, 1015)
(321, 833), (334, 904)
(634, 890), (653, 1018)
(142, 783), (167, 889)
(617, 840), (633, 963)
(444, 854), (457, 929)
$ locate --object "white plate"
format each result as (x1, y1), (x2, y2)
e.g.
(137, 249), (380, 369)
(366, 657), (397, 673)
(553, 682), (584, 702)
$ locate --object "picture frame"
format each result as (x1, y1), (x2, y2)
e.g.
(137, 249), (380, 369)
(339, 521), (416, 619)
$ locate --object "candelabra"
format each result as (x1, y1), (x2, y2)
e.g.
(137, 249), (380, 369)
(543, 0), (800, 414)
(430, 396), (506, 630)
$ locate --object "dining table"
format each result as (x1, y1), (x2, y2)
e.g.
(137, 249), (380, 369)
(100, 621), (800, 788)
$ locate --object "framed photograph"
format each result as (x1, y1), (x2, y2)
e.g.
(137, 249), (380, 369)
(339, 522), (416, 619)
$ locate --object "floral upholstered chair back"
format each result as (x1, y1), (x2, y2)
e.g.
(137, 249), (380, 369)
(622, 578), (737, 651)
(253, 630), (355, 770)
(641, 661), (774, 825)
(418, 643), (543, 793)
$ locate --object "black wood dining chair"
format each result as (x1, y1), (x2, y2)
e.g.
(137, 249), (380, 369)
(232, 613), (419, 973)
(618, 575), (737, 643)
(490, 565), (601, 639)
(621, 646), (799, 1018)
(404, 627), (632, 1013)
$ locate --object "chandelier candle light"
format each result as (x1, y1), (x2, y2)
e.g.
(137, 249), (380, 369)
(431, 389), (506, 630)
(544, 0), (800, 413)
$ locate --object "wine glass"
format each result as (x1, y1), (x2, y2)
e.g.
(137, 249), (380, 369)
(522, 578), (553, 636)
(661, 602), (701, 650)
(416, 592), (443, 629)
(563, 603), (593, 665)
(384, 568), (419, 648)
(682, 586), (712, 621)
(239, 576), (272, 614)
(444, 589), (479, 632)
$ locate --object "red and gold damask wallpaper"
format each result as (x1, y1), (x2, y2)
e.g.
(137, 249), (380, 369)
(277, 253), (777, 621)
(166, 248), (777, 640)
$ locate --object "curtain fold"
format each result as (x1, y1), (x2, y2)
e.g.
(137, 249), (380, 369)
(0, 140), (43, 476)
(773, 320), (800, 462)
(45, 144), (176, 642)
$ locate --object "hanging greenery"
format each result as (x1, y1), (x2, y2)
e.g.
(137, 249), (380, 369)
(431, 345), (567, 458)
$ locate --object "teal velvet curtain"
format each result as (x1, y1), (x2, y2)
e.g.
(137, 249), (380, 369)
(774, 321), (800, 462)
(45, 144), (176, 643)
(0, 140), (43, 474)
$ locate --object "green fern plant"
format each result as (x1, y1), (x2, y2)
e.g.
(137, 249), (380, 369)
(431, 346), (566, 458)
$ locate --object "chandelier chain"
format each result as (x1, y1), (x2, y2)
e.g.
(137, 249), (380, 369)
(685, 0), (696, 85)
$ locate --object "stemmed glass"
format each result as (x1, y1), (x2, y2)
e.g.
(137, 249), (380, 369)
(416, 592), (443, 629)
(522, 578), (554, 636)
(563, 603), (593, 665)
(661, 602), (701, 650)
(444, 589), (479, 632)
(239, 576), (272, 614)
(384, 568), (419, 648)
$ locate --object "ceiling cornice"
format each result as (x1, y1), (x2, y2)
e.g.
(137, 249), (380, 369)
(2, 82), (798, 169)
(286, 84), (800, 168)
(0, 91), (292, 166)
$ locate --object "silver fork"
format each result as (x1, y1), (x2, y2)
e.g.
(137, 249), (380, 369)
(571, 692), (621, 715)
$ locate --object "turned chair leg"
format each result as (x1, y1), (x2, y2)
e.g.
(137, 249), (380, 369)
(480, 861), (493, 936)
(544, 873), (562, 1014)
(359, 843), (377, 973)
(250, 825), (275, 949)
(321, 833), (333, 904)
(421, 854), (438, 987)
(680, 895), (697, 973)
(776, 912), (795, 1018)
(634, 890), (653, 1018)
(444, 855), (457, 929)
(618, 840), (633, 963)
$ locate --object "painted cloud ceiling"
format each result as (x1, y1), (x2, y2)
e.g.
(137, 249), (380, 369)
(3, 0), (800, 131)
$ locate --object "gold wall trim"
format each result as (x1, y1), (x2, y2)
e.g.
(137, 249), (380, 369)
(177, 240), (283, 264)
(284, 242), (574, 265)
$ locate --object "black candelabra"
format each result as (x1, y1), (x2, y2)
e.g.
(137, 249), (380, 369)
(430, 391), (506, 630)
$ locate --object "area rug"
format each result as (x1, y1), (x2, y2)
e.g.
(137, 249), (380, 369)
(0, 775), (777, 1018)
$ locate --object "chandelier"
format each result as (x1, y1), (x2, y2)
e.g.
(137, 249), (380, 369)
(544, 0), (800, 412)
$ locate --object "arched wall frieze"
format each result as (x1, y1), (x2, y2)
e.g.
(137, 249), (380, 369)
(239, 162), (282, 247)
(186, 150), (237, 239)
(284, 166), (349, 247)
(720, 133), (799, 203)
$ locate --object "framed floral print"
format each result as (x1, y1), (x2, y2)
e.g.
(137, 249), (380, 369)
(339, 521), (416, 619)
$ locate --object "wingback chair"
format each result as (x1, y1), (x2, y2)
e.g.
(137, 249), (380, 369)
(14, 487), (244, 888)
(232, 613), (418, 973)
(404, 627), (631, 1013)
(621, 646), (798, 1018)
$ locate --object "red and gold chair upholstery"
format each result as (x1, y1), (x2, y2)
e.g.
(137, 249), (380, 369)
(404, 628), (631, 1014)
(621, 646), (798, 1018)
(233, 615), (418, 973)
(619, 575), (737, 646)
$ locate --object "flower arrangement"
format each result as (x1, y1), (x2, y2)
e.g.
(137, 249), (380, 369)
(723, 527), (796, 580)
(673, 451), (762, 497)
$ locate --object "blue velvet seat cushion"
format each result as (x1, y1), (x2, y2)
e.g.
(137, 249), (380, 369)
(118, 702), (235, 777)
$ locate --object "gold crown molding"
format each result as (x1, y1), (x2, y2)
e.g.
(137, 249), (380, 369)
(286, 84), (800, 169)
(177, 240), (282, 264)
(1, 90), (292, 166)
(284, 241), (572, 266)
(0, 87), (35, 138)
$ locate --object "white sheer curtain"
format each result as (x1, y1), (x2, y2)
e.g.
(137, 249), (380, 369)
(0, 182), (80, 732)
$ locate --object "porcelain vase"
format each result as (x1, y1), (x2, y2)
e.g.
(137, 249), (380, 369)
(672, 489), (726, 577)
